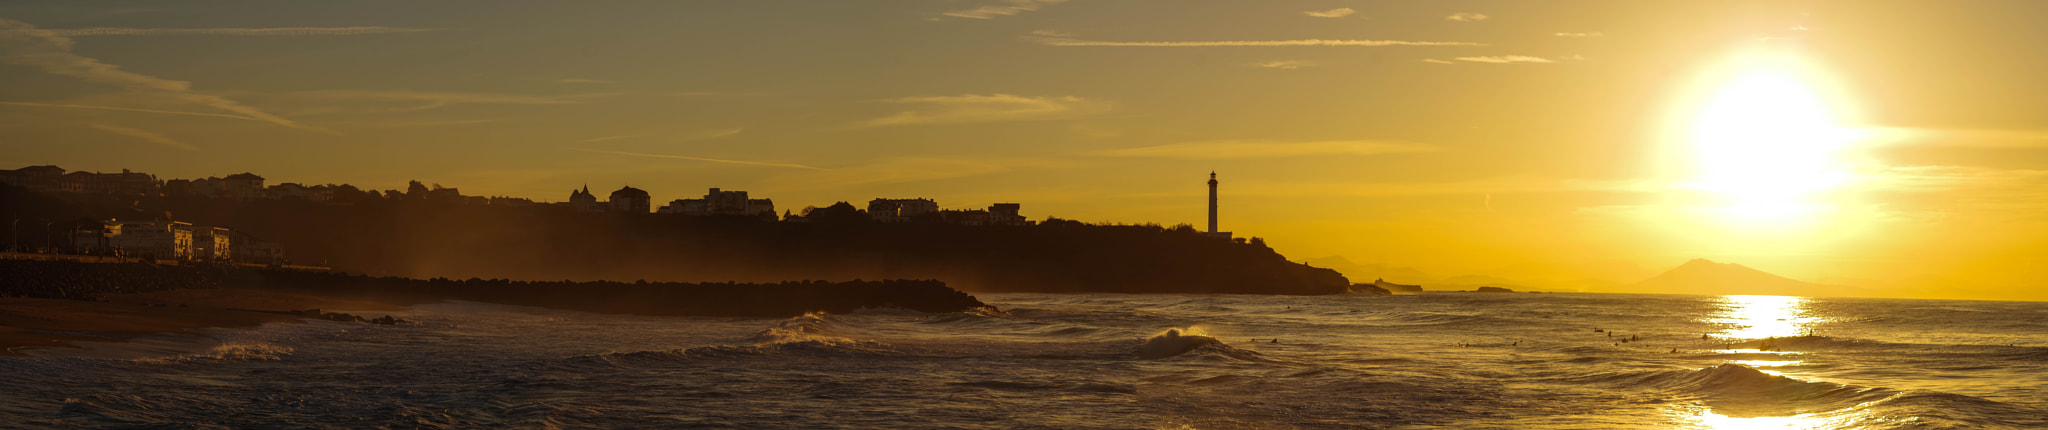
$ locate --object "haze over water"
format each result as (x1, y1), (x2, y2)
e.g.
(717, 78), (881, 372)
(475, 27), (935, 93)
(6, 291), (2044, 429)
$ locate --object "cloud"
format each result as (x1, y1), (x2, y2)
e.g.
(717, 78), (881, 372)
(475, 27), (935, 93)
(1255, 60), (1314, 70)
(1865, 127), (2048, 148)
(556, 78), (618, 84)
(680, 128), (744, 141)
(1304, 8), (1356, 18)
(859, 94), (1105, 127)
(567, 148), (827, 170)
(0, 101), (257, 120)
(279, 90), (585, 114)
(88, 124), (197, 151)
(1093, 140), (1437, 159)
(0, 18), (307, 130)
(1029, 29), (1073, 37)
(767, 156), (1078, 191)
(580, 135), (646, 144)
(363, 118), (503, 127)
(44, 27), (432, 37)
(1554, 32), (1604, 37)
(1422, 59), (1456, 64)
(1446, 12), (1489, 22)
(1455, 55), (1553, 64)
(1037, 38), (1485, 47)
(942, 0), (1069, 19)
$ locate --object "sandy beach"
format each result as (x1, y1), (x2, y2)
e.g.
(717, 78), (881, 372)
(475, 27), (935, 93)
(0, 287), (417, 357)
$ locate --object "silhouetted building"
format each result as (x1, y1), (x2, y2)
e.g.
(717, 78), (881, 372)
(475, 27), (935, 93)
(660, 188), (772, 216)
(868, 198), (939, 222)
(940, 209), (990, 226)
(428, 186), (464, 203)
(568, 185), (601, 213)
(989, 203), (1026, 226)
(609, 186), (652, 214)
(0, 165), (66, 192)
(269, 182), (326, 202)
(1205, 172), (1231, 240)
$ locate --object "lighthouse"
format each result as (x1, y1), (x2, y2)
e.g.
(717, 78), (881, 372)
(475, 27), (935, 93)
(1207, 172), (1219, 233)
(1205, 172), (1231, 240)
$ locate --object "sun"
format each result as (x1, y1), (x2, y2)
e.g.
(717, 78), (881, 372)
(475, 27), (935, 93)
(1674, 51), (1863, 222)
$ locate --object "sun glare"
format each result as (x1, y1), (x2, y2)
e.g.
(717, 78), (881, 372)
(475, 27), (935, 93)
(1674, 51), (1864, 224)
(1711, 295), (1817, 340)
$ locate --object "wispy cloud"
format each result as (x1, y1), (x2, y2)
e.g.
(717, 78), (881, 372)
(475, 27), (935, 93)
(0, 101), (256, 120)
(859, 94), (1105, 127)
(767, 156), (1078, 191)
(1303, 8), (1356, 18)
(580, 135), (646, 144)
(1867, 127), (2048, 148)
(1093, 140), (1437, 159)
(89, 124), (196, 151)
(280, 90), (585, 114)
(45, 27), (432, 37)
(1254, 60), (1315, 70)
(364, 118), (503, 127)
(1455, 55), (1553, 64)
(942, 0), (1069, 20)
(680, 128), (744, 141)
(1554, 32), (1604, 37)
(1446, 12), (1489, 22)
(567, 148), (827, 170)
(1037, 38), (1485, 47)
(1422, 59), (1456, 64)
(0, 18), (308, 130)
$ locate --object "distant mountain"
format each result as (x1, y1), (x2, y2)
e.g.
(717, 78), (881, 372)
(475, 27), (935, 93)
(1630, 259), (1828, 296)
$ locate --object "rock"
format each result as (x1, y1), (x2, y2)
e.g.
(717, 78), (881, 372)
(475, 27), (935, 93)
(1475, 286), (1514, 293)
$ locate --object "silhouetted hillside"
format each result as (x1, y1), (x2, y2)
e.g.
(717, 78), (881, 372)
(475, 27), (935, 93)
(3, 184), (1350, 295)
(1631, 259), (1828, 296)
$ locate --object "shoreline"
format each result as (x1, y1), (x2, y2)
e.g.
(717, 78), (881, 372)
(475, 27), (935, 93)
(0, 287), (419, 357)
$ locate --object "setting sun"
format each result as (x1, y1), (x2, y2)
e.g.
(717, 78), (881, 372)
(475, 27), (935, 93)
(1680, 51), (1862, 221)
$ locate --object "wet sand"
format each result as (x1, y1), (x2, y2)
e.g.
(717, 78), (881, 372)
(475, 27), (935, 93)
(0, 287), (419, 356)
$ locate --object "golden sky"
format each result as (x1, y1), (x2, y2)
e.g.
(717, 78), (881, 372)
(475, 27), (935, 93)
(2, 1), (2045, 300)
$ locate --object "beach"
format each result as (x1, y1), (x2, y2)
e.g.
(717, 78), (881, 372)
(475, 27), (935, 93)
(0, 287), (411, 357)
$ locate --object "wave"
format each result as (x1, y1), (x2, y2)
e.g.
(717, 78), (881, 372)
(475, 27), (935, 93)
(1136, 327), (1220, 359)
(138, 343), (295, 364)
(1591, 364), (2048, 427)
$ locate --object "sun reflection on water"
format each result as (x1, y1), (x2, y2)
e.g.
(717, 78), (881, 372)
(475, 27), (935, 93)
(1711, 295), (1819, 340)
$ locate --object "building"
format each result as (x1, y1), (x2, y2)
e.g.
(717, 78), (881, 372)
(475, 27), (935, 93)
(0, 165), (66, 192)
(190, 226), (233, 262)
(989, 203), (1026, 226)
(939, 209), (990, 226)
(660, 188), (773, 216)
(75, 220), (193, 261)
(222, 173), (265, 200)
(568, 185), (602, 213)
(230, 231), (286, 265)
(868, 198), (939, 222)
(609, 186), (652, 214)
(1205, 172), (1232, 240)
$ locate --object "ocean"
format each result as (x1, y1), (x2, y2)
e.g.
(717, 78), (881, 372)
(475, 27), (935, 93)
(3, 292), (2045, 429)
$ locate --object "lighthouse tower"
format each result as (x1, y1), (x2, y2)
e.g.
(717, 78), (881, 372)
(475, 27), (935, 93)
(1207, 172), (1219, 233)
(1205, 172), (1231, 240)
